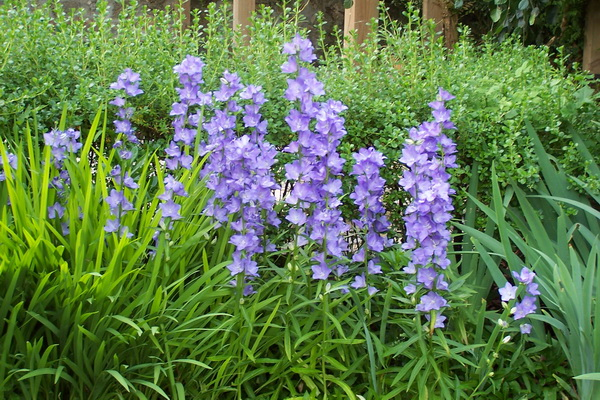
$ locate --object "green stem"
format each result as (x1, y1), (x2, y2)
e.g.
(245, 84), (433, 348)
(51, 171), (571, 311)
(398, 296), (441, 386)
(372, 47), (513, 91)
(468, 309), (511, 399)
(321, 286), (329, 399)
(235, 270), (245, 400)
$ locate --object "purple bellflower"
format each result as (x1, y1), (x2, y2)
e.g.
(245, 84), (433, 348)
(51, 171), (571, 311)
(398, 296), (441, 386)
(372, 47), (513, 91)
(499, 266), (540, 334)
(110, 68), (143, 154)
(349, 147), (391, 294)
(399, 88), (458, 328)
(105, 69), (144, 236)
(0, 152), (17, 182)
(181, 58), (280, 292)
(281, 34), (349, 281)
(43, 128), (83, 235)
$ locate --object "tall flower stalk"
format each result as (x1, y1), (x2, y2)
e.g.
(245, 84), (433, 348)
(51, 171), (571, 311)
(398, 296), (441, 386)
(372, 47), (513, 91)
(349, 147), (391, 296)
(43, 128), (83, 235)
(281, 34), (349, 282)
(197, 65), (280, 293)
(105, 69), (143, 237)
(399, 88), (458, 329)
(279, 33), (354, 398)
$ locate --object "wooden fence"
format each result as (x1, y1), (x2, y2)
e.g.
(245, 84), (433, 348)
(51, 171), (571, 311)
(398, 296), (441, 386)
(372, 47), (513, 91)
(229, 0), (598, 74)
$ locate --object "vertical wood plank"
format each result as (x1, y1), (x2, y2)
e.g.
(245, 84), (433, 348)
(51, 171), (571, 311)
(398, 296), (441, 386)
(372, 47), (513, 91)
(344, 0), (378, 47)
(233, 0), (255, 39)
(583, 0), (600, 74)
(182, 0), (191, 30)
(422, 0), (457, 48)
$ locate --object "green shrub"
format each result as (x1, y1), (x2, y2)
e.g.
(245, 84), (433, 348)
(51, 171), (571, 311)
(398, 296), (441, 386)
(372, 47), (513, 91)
(0, 0), (199, 141)
(317, 6), (599, 227)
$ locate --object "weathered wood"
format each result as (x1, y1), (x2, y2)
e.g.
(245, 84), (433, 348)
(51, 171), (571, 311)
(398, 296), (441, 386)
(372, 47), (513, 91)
(583, 0), (600, 74)
(233, 0), (255, 38)
(182, 0), (191, 30)
(422, 0), (457, 48)
(343, 0), (378, 46)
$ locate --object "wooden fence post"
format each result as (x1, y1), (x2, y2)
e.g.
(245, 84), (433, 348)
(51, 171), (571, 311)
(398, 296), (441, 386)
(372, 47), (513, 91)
(182, 0), (191, 30)
(233, 0), (255, 40)
(343, 0), (378, 47)
(422, 0), (457, 48)
(583, 0), (600, 75)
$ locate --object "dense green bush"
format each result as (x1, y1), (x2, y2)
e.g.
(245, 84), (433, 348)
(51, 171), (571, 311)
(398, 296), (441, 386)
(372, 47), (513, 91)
(318, 7), (599, 226)
(0, 0), (199, 139)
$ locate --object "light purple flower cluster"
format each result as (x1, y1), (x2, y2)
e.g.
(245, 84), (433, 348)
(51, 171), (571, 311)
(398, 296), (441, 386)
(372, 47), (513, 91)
(195, 65), (279, 290)
(398, 88), (458, 327)
(281, 34), (349, 281)
(167, 55), (212, 169)
(109, 68), (143, 159)
(44, 128), (83, 169)
(498, 266), (539, 334)
(349, 147), (391, 294)
(43, 128), (83, 235)
(0, 152), (17, 182)
(157, 56), (213, 224)
(104, 69), (143, 236)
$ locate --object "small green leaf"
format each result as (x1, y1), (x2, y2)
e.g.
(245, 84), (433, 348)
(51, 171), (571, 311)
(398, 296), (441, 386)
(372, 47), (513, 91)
(529, 6), (539, 25)
(491, 7), (502, 22)
(344, 0), (353, 8)
(518, 0), (529, 10)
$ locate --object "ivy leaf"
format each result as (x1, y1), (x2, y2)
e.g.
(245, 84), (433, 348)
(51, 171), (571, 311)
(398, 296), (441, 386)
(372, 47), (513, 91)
(491, 7), (503, 23)
(518, 0), (529, 10)
(529, 7), (539, 25)
(344, 0), (354, 8)
(454, 0), (464, 8)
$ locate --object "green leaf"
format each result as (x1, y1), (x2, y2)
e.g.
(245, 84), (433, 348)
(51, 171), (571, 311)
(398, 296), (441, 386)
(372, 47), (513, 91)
(111, 315), (143, 337)
(518, 0), (529, 10)
(491, 7), (502, 22)
(106, 370), (132, 392)
(343, 0), (354, 9)
(18, 368), (59, 380)
(172, 359), (211, 370)
(131, 379), (170, 399)
(529, 6), (539, 25)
